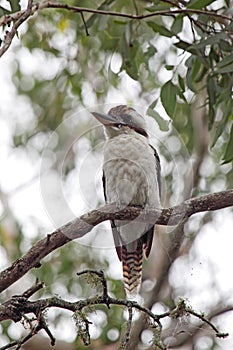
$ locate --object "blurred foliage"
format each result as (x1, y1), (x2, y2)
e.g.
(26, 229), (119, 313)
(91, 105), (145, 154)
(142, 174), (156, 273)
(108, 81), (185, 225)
(0, 0), (233, 349)
(1, 0), (231, 161)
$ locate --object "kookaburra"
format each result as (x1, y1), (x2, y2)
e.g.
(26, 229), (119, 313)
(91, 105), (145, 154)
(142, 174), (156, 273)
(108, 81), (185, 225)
(92, 105), (161, 297)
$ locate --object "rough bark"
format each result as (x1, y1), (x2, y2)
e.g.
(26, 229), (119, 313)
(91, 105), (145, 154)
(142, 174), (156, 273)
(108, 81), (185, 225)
(0, 189), (232, 293)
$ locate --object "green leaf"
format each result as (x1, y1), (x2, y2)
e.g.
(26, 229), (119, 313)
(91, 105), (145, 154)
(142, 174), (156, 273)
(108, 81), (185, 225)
(146, 3), (171, 11)
(219, 39), (232, 52)
(215, 53), (233, 68)
(215, 63), (233, 74)
(222, 124), (233, 163)
(147, 108), (170, 131)
(165, 65), (174, 71)
(175, 40), (196, 54)
(187, 0), (213, 9)
(207, 76), (217, 128)
(161, 80), (178, 118)
(195, 66), (208, 83)
(211, 113), (229, 147)
(192, 57), (201, 81)
(0, 5), (10, 16)
(190, 32), (226, 52)
(145, 45), (157, 58)
(120, 34), (141, 80)
(149, 99), (158, 110)
(214, 54), (233, 74)
(7, 0), (20, 12)
(186, 57), (196, 92)
(147, 21), (173, 38)
(178, 75), (185, 91)
(84, 0), (115, 28)
(171, 15), (183, 35)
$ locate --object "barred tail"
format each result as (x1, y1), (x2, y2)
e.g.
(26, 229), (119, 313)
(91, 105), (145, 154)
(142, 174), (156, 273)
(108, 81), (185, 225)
(121, 241), (143, 298)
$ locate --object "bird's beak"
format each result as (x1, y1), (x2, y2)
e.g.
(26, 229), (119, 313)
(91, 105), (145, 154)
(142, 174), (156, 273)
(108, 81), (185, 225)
(91, 112), (122, 126)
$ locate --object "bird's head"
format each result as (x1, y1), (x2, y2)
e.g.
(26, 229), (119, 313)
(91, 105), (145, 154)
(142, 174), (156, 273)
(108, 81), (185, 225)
(92, 105), (148, 139)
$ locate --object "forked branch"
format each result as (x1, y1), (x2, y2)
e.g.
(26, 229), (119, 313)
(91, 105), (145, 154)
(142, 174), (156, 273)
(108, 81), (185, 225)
(0, 273), (229, 350)
(0, 0), (231, 57)
(0, 189), (232, 293)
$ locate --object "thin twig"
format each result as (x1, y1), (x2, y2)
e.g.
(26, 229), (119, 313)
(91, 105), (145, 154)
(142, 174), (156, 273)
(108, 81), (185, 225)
(32, 2), (233, 22)
(132, 0), (139, 16)
(0, 1), (231, 57)
(0, 271), (229, 350)
(126, 305), (133, 343)
(0, 1), (231, 28)
(77, 269), (109, 300)
(38, 315), (56, 345)
(80, 11), (89, 36)
(22, 279), (44, 298)
(187, 308), (229, 338)
(121, 304), (133, 348)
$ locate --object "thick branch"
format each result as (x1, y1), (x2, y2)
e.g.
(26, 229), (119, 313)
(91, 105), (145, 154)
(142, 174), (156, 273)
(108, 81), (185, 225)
(0, 294), (160, 324)
(0, 189), (232, 293)
(0, 0), (33, 57)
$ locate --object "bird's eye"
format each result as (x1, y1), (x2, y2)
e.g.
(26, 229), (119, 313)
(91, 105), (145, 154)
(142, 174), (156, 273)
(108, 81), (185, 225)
(112, 124), (123, 131)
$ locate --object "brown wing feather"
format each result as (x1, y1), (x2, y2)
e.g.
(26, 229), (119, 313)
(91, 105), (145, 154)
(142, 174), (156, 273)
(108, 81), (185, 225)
(150, 144), (162, 199)
(110, 221), (122, 261)
(143, 226), (154, 258)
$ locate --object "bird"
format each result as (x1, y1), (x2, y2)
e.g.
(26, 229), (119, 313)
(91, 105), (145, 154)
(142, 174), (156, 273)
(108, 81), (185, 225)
(92, 105), (161, 297)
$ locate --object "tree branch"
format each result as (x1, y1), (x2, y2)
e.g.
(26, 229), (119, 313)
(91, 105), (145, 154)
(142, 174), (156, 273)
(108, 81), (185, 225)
(0, 189), (232, 293)
(0, 1), (230, 25)
(0, 1), (231, 57)
(0, 275), (228, 350)
(0, 0), (33, 57)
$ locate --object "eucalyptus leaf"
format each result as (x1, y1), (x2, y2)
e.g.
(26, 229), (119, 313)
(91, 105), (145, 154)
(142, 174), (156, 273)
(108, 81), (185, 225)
(187, 0), (213, 9)
(146, 3), (171, 11)
(0, 5), (10, 16)
(219, 39), (232, 52)
(147, 21), (173, 38)
(215, 63), (233, 74)
(161, 80), (178, 118)
(178, 75), (185, 92)
(222, 124), (233, 163)
(7, 0), (20, 12)
(207, 76), (217, 128)
(147, 108), (170, 131)
(211, 114), (229, 148)
(214, 54), (233, 74)
(171, 15), (183, 35)
(149, 99), (158, 110)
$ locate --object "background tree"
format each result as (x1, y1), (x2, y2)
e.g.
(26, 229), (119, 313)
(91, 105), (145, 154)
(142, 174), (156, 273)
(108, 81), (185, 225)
(0, 0), (233, 349)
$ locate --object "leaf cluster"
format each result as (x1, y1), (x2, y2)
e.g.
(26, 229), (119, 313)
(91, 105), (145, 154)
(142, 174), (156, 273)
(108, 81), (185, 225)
(0, 1), (233, 348)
